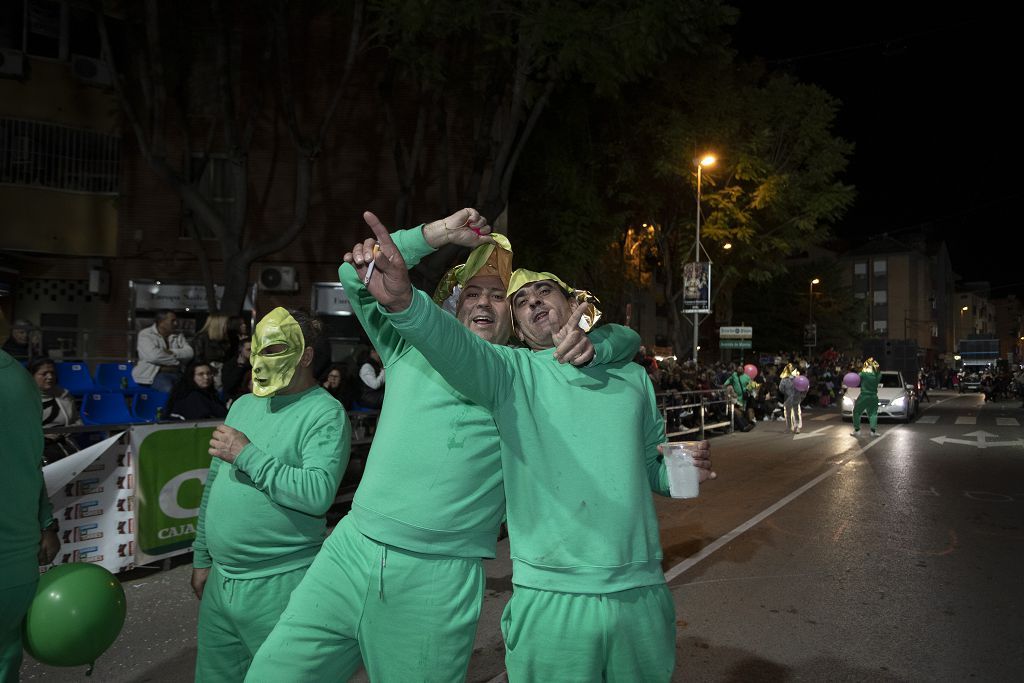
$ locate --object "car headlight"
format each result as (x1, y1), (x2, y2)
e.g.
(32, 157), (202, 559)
(842, 396), (854, 408)
(891, 396), (905, 408)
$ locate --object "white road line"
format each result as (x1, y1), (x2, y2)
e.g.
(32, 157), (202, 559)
(811, 414), (833, 421)
(955, 416), (977, 425)
(664, 428), (897, 583)
(997, 418), (1020, 427)
(916, 415), (939, 424)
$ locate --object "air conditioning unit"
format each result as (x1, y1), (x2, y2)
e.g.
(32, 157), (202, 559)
(71, 55), (113, 87)
(0, 48), (25, 77)
(259, 266), (299, 292)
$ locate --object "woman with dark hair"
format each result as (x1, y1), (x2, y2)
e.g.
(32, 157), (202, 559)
(29, 358), (82, 463)
(166, 361), (228, 421)
(320, 362), (354, 409)
(357, 347), (385, 408)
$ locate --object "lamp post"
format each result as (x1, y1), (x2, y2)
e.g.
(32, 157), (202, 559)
(806, 278), (819, 355)
(693, 154), (716, 364)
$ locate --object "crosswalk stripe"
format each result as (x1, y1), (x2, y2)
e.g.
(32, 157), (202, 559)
(916, 415), (939, 424)
(996, 417), (1020, 427)
(955, 416), (977, 425)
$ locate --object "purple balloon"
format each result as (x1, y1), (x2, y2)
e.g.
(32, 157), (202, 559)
(843, 372), (861, 388)
(793, 375), (810, 393)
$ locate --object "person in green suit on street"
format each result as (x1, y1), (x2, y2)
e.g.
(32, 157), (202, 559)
(851, 357), (881, 436)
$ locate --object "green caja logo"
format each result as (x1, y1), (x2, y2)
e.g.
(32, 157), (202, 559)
(135, 426), (214, 555)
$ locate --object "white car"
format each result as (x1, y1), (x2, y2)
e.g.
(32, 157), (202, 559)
(842, 370), (918, 423)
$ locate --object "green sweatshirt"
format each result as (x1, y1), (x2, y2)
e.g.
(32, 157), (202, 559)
(859, 371), (880, 397)
(339, 226), (638, 559)
(0, 350), (53, 589)
(192, 386), (349, 579)
(387, 289), (668, 594)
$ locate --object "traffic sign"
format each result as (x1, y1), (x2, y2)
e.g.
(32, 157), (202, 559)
(720, 339), (752, 349)
(719, 326), (753, 339)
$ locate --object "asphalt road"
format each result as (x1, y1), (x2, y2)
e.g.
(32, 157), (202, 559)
(20, 391), (1024, 682)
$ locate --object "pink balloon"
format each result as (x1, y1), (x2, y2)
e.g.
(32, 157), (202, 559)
(793, 375), (810, 392)
(743, 364), (758, 379)
(843, 372), (861, 388)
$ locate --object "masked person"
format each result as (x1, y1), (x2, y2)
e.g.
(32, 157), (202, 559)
(191, 308), (350, 682)
(1, 314), (60, 681)
(352, 213), (715, 682)
(851, 357), (881, 437)
(246, 211), (638, 682)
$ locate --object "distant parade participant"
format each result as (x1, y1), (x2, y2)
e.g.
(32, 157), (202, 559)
(851, 357), (881, 437)
(779, 363), (806, 434)
(191, 308), (349, 682)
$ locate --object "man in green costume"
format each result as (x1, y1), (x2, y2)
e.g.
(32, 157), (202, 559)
(191, 308), (349, 682)
(353, 212), (714, 682)
(246, 210), (636, 682)
(851, 357), (881, 437)
(0, 312), (60, 681)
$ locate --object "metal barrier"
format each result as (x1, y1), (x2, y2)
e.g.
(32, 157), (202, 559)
(657, 389), (735, 440)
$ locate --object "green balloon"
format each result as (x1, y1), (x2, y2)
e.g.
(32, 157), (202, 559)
(23, 563), (127, 667)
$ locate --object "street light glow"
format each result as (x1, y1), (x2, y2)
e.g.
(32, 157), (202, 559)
(723, 242), (732, 250)
(811, 278), (820, 285)
(961, 306), (969, 311)
(699, 154), (717, 168)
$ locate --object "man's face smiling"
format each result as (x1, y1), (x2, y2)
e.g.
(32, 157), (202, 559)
(511, 280), (571, 350)
(456, 275), (512, 344)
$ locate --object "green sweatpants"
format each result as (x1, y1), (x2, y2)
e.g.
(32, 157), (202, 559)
(1, 581), (36, 683)
(195, 564), (307, 682)
(245, 517), (485, 682)
(852, 394), (878, 431)
(502, 584), (676, 682)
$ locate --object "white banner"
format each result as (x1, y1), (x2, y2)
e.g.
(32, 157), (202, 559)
(43, 432), (124, 496)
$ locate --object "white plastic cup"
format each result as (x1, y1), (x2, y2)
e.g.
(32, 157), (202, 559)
(663, 443), (701, 499)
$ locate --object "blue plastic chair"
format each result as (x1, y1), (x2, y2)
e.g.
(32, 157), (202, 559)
(133, 390), (170, 423)
(81, 392), (137, 425)
(55, 362), (98, 397)
(96, 362), (143, 394)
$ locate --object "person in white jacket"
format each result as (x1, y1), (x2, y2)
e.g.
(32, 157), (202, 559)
(132, 310), (194, 392)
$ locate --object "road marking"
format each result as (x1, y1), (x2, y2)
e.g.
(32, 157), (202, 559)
(930, 430), (1024, 449)
(955, 416), (977, 425)
(793, 426), (832, 440)
(811, 414), (833, 421)
(664, 429), (896, 582)
(997, 417), (1020, 427)
(916, 415), (939, 424)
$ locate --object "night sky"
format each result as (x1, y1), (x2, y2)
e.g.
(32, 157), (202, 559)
(730, 4), (1019, 298)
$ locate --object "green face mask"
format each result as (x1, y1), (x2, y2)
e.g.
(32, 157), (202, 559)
(250, 308), (305, 397)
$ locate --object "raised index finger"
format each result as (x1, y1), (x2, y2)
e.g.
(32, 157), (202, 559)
(362, 211), (398, 257)
(560, 299), (589, 334)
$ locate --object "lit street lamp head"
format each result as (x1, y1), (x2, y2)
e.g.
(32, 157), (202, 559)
(699, 154), (717, 168)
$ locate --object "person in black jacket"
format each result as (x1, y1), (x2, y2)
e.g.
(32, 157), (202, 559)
(167, 361), (228, 420)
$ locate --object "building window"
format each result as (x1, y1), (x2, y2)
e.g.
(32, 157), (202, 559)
(854, 292), (866, 299)
(854, 262), (867, 276)
(181, 156), (239, 239)
(931, 324), (939, 339)
(873, 320), (888, 333)
(873, 259), (887, 274)
(0, 118), (119, 194)
(873, 290), (887, 304)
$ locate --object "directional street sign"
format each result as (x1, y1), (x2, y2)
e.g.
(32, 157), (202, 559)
(719, 326), (753, 339)
(929, 431), (1024, 449)
(720, 339), (752, 349)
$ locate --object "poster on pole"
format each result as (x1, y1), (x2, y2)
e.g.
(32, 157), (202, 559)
(681, 262), (712, 313)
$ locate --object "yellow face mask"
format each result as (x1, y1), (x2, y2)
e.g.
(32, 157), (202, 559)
(250, 308), (305, 397)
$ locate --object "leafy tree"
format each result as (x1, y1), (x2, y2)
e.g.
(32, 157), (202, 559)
(515, 56), (855, 355)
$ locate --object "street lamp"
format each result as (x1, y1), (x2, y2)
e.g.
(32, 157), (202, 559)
(807, 278), (820, 355)
(693, 153), (716, 364)
(808, 278), (820, 324)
